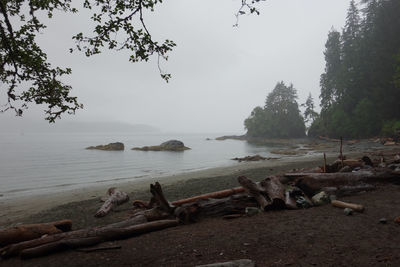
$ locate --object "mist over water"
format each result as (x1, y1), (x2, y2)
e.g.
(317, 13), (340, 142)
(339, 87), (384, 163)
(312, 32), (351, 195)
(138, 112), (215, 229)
(0, 132), (285, 199)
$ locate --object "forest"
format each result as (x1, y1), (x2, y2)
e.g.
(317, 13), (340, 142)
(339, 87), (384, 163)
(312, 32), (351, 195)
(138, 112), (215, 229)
(245, 0), (400, 139)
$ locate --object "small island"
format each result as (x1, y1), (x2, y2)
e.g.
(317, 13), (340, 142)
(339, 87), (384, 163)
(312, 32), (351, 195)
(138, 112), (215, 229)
(132, 140), (190, 152)
(86, 142), (125, 151)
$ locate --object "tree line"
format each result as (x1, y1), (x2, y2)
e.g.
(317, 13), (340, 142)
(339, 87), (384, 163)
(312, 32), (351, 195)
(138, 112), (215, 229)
(245, 0), (400, 139)
(310, 0), (400, 138)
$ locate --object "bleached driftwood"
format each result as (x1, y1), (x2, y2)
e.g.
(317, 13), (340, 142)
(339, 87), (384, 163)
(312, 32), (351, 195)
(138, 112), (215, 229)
(95, 188), (129, 217)
(238, 176), (286, 210)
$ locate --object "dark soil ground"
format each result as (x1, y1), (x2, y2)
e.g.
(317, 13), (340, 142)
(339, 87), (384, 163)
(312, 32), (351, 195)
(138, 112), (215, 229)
(1, 184), (399, 267)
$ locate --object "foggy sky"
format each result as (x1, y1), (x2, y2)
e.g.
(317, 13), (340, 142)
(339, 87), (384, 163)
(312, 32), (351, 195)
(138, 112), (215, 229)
(1, 0), (353, 133)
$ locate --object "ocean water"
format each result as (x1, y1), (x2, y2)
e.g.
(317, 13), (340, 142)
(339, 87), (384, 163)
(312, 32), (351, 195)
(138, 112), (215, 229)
(0, 132), (282, 199)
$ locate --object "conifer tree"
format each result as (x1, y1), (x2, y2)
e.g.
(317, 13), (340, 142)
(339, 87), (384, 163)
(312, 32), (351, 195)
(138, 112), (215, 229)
(245, 82), (305, 138)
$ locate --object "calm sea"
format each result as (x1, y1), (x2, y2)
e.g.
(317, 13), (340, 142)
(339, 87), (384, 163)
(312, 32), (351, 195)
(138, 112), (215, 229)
(0, 132), (281, 199)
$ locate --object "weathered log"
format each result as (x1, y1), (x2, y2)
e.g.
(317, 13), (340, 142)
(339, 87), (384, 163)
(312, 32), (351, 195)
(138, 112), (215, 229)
(288, 170), (400, 196)
(132, 181), (179, 211)
(171, 187), (245, 206)
(322, 184), (376, 196)
(284, 186), (309, 210)
(149, 182), (174, 213)
(174, 194), (257, 223)
(95, 188), (129, 217)
(284, 191), (297, 209)
(238, 176), (286, 210)
(0, 220), (72, 247)
(238, 176), (269, 210)
(331, 200), (364, 212)
(260, 176), (286, 210)
(19, 219), (179, 259)
(1, 214), (148, 258)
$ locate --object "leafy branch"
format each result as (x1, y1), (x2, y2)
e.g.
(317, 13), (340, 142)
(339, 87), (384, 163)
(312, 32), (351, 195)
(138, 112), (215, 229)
(234, 0), (265, 27)
(72, 0), (176, 82)
(1, 0), (265, 122)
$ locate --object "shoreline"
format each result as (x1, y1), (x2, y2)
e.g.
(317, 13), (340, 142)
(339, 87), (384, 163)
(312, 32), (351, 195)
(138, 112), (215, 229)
(0, 153), (333, 227)
(1, 140), (397, 228)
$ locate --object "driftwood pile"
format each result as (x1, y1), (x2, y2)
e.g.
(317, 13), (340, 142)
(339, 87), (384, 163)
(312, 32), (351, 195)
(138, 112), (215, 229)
(1, 150), (400, 259)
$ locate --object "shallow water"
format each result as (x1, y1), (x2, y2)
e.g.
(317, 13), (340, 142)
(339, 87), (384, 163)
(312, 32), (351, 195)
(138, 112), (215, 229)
(0, 132), (290, 198)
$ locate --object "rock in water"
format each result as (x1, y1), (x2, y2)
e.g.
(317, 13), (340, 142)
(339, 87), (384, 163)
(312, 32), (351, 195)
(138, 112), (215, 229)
(132, 140), (190, 151)
(160, 140), (187, 150)
(86, 142), (124, 151)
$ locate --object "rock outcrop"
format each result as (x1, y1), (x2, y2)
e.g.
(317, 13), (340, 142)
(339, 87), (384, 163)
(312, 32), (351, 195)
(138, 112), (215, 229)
(86, 142), (124, 151)
(215, 135), (246, 141)
(132, 140), (190, 152)
(231, 155), (278, 162)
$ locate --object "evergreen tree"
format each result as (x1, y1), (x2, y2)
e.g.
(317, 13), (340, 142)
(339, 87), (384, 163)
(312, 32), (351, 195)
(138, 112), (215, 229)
(340, 0), (362, 112)
(245, 82), (305, 138)
(320, 29), (342, 111)
(244, 106), (267, 137)
(302, 93), (318, 125)
(311, 0), (400, 138)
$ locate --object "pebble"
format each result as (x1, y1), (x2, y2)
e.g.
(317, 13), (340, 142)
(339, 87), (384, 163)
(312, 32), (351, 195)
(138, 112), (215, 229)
(296, 196), (312, 208)
(311, 191), (329, 206)
(329, 195), (337, 201)
(379, 218), (387, 224)
(245, 207), (261, 217)
(394, 217), (400, 224)
(344, 208), (353, 216)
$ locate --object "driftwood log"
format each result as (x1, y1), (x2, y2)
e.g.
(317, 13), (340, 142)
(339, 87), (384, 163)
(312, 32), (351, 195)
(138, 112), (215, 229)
(149, 182), (174, 213)
(0, 220), (72, 247)
(331, 200), (364, 212)
(238, 176), (286, 210)
(287, 170), (400, 196)
(322, 184), (376, 196)
(171, 187), (245, 206)
(174, 194), (258, 223)
(0, 218), (178, 259)
(95, 188), (129, 217)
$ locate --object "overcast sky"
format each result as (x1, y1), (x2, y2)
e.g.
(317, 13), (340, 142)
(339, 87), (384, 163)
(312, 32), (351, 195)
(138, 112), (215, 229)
(1, 0), (354, 133)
